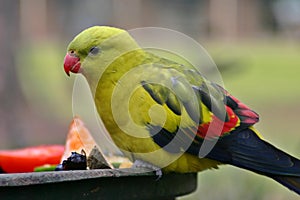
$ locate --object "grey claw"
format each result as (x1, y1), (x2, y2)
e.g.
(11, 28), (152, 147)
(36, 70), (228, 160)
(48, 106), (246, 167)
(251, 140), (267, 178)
(132, 159), (163, 180)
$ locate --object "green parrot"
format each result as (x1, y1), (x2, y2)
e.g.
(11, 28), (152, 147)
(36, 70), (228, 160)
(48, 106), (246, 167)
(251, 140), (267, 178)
(63, 26), (300, 195)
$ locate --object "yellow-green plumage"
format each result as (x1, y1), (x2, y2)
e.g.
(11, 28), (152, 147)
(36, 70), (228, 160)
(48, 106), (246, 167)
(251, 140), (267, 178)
(65, 26), (300, 195)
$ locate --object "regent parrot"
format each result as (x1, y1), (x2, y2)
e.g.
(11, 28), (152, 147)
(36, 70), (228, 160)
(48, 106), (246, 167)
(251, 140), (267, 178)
(63, 26), (300, 194)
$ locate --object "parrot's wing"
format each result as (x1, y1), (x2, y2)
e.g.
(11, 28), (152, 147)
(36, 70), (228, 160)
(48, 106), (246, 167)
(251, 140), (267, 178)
(143, 62), (300, 184)
(141, 60), (259, 153)
(141, 61), (231, 125)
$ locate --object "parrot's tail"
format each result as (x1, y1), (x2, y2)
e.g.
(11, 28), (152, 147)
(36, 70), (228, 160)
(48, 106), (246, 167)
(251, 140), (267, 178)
(204, 128), (300, 195)
(271, 175), (300, 195)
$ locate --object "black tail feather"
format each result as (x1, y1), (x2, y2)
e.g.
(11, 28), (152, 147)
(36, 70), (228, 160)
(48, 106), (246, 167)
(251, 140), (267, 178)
(272, 176), (300, 195)
(199, 128), (300, 195)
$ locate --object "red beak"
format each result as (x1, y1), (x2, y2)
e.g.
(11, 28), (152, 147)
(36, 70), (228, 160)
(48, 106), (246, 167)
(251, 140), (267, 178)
(63, 52), (81, 76)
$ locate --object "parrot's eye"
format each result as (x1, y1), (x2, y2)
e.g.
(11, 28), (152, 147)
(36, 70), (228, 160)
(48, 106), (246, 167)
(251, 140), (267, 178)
(89, 47), (100, 55)
(69, 50), (77, 56)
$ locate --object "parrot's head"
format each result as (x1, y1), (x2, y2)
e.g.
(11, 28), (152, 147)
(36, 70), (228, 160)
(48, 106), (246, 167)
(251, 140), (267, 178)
(63, 26), (136, 76)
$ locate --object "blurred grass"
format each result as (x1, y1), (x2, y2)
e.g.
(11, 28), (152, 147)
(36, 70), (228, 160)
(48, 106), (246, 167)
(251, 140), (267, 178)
(180, 39), (300, 200)
(15, 42), (74, 145)
(16, 42), (72, 121)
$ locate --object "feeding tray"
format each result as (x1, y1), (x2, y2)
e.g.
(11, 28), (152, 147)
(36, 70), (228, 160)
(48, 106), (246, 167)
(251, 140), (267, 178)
(0, 169), (197, 200)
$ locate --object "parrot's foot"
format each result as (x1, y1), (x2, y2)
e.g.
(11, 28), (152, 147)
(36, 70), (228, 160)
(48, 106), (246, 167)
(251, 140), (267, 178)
(132, 159), (163, 180)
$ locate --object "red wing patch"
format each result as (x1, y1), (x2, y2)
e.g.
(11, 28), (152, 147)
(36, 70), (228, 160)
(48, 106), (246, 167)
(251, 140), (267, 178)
(225, 92), (259, 125)
(197, 106), (239, 139)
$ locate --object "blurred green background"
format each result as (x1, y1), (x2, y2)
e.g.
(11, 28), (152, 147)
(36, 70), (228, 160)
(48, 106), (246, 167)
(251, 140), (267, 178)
(0, 0), (300, 199)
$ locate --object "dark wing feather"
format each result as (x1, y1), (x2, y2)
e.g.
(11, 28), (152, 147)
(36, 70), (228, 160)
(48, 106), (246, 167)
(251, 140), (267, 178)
(151, 125), (300, 176)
